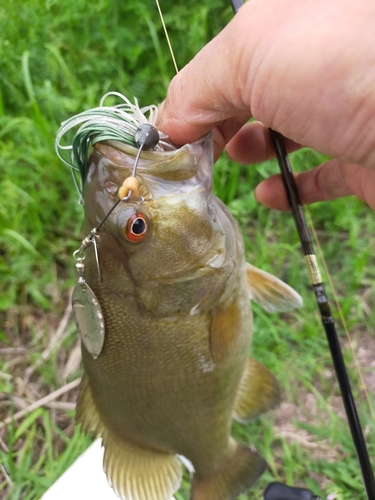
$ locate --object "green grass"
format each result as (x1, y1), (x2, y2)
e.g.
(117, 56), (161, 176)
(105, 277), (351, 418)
(1, 0), (375, 499)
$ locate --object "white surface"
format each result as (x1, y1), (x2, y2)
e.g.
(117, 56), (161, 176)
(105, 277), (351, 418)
(41, 439), (179, 500)
(41, 439), (118, 500)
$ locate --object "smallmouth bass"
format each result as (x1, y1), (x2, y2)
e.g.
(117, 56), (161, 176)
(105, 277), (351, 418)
(74, 131), (302, 500)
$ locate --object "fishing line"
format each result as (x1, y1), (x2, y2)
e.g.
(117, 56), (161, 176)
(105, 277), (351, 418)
(155, 0), (179, 74)
(269, 129), (375, 499)
(306, 208), (375, 424)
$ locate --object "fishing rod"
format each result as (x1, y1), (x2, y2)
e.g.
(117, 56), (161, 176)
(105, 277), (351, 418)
(230, 2), (375, 499)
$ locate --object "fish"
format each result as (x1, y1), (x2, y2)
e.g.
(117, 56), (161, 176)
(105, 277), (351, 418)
(74, 131), (303, 500)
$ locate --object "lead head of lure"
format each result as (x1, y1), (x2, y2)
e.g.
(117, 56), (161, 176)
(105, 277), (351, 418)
(135, 123), (159, 151)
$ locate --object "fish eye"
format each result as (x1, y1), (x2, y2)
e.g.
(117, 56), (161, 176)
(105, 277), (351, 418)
(125, 213), (148, 242)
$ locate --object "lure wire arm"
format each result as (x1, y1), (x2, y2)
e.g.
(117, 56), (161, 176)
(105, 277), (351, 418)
(72, 123), (159, 283)
(230, 1), (375, 498)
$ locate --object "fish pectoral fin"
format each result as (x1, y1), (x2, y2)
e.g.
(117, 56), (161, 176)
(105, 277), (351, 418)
(103, 432), (182, 500)
(191, 440), (266, 500)
(246, 263), (303, 313)
(76, 375), (182, 500)
(233, 358), (281, 423)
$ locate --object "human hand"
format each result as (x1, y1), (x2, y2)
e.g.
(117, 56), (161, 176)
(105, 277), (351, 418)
(156, 0), (375, 210)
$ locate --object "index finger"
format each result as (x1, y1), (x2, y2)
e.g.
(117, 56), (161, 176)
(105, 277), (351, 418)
(156, 13), (252, 145)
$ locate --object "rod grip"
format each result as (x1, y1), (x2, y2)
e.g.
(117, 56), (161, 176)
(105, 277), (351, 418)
(264, 482), (318, 500)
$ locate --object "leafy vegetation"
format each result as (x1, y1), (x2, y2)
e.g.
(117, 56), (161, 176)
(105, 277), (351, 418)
(1, 0), (374, 499)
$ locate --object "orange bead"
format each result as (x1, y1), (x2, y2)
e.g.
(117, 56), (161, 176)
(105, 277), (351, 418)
(118, 176), (139, 199)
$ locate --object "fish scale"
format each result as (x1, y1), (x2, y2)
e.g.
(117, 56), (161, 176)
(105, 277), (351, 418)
(83, 280), (244, 451)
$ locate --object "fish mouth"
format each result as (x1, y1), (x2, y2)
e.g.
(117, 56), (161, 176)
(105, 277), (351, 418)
(97, 132), (212, 183)
(98, 141), (198, 181)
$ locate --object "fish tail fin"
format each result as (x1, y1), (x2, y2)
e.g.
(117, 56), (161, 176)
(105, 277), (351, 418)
(233, 357), (281, 423)
(191, 441), (266, 500)
(76, 374), (182, 500)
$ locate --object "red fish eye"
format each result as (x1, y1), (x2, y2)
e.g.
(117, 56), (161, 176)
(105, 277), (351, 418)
(126, 213), (148, 242)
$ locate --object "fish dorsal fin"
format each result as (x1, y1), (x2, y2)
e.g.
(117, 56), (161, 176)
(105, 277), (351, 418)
(246, 263), (303, 313)
(76, 374), (182, 500)
(233, 358), (281, 423)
